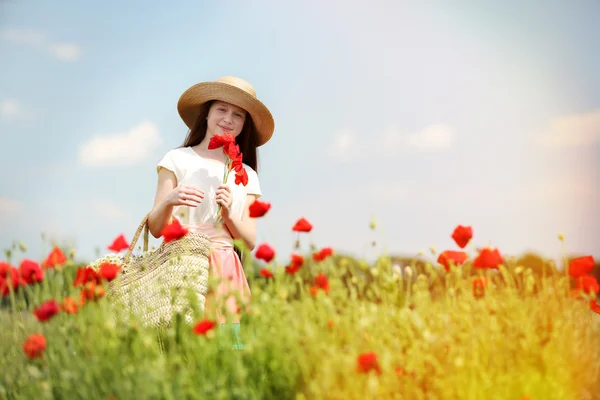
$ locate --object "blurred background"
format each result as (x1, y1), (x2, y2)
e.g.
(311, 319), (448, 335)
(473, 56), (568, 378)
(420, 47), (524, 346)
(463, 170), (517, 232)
(0, 0), (598, 266)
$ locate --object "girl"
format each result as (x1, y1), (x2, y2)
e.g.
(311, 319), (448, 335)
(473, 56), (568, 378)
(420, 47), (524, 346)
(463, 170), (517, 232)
(147, 76), (274, 349)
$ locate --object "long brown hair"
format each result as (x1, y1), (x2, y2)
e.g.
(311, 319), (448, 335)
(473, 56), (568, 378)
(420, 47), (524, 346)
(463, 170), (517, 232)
(180, 100), (259, 173)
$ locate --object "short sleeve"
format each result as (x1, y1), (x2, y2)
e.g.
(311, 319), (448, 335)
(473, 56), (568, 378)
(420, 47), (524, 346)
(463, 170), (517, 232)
(156, 150), (181, 182)
(245, 166), (261, 198)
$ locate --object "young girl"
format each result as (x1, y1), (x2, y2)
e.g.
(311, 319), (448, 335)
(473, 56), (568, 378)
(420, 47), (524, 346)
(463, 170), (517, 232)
(147, 76), (274, 349)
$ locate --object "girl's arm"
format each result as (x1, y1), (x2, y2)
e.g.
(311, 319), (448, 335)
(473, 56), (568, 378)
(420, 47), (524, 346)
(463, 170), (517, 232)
(148, 168), (204, 238)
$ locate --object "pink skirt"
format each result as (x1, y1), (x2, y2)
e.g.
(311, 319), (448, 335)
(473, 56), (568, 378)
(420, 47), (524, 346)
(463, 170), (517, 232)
(187, 223), (251, 324)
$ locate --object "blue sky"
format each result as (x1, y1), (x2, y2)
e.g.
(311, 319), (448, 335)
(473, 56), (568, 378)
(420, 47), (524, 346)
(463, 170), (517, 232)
(1, 0), (599, 266)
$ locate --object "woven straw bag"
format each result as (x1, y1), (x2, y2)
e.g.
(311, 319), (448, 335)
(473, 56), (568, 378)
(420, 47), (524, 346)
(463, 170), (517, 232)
(106, 213), (212, 328)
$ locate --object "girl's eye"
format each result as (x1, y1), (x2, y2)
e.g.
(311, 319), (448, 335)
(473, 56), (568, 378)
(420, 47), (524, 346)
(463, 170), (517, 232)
(234, 113), (243, 118)
(218, 108), (226, 112)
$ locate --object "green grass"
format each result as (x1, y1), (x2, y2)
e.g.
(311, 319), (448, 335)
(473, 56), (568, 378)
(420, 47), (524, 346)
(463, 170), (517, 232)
(1, 246), (599, 399)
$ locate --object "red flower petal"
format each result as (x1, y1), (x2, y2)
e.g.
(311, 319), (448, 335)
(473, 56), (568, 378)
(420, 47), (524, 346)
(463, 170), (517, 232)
(107, 234), (130, 252)
(259, 268), (274, 278)
(19, 259), (44, 285)
(61, 297), (78, 314)
(207, 133), (235, 150)
(98, 263), (121, 282)
(0, 261), (11, 277)
(437, 250), (468, 272)
(193, 319), (216, 335)
(473, 247), (503, 269)
(23, 333), (46, 359)
(255, 243), (275, 263)
(313, 247), (334, 262)
(73, 266), (101, 287)
(285, 263), (302, 274)
(0, 267), (21, 296)
(314, 273), (330, 294)
(451, 225), (473, 249)
(577, 275), (600, 295)
(161, 219), (188, 243)
(292, 217), (313, 232)
(34, 300), (60, 322)
(231, 153), (244, 172)
(290, 253), (304, 266)
(568, 255), (595, 279)
(356, 352), (382, 375)
(249, 199), (271, 218)
(225, 142), (240, 160)
(590, 299), (600, 314)
(235, 167), (248, 186)
(42, 247), (67, 268)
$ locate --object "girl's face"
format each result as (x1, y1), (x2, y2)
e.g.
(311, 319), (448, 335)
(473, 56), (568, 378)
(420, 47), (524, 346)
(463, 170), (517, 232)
(206, 101), (247, 138)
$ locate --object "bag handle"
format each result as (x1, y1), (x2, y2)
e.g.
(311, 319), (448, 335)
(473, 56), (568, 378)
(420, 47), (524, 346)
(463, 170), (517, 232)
(123, 213), (150, 263)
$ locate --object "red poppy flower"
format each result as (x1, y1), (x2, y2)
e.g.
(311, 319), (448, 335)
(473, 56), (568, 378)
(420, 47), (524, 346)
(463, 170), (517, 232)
(235, 167), (248, 186)
(473, 247), (503, 269)
(284, 253), (305, 274)
(472, 277), (488, 298)
(290, 254), (304, 266)
(313, 247), (334, 262)
(161, 218), (188, 243)
(577, 275), (600, 295)
(19, 259), (44, 285)
(0, 267), (21, 296)
(98, 263), (121, 282)
(80, 282), (105, 304)
(193, 319), (216, 335)
(23, 333), (46, 359)
(356, 352), (382, 375)
(292, 217), (313, 233)
(73, 266), (100, 287)
(568, 255), (595, 279)
(285, 263), (302, 274)
(61, 297), (78, 314)
(313, 273), (330, 294)
(590, 299), (600, 314)
(451, 225), (473, 249)
(108, 234), (130, 252)
(42, 246), (67, 268)
(249, 199), (271, 218)
(437, 250), (468, 272)
(255, 243), (275, 263)
(231, 153), (244, 173)
(34, 300), (60, 322)
(0, 261), (10, 277)
(259, 268), (274, 278)
(208, 133), (235, 150)
(225, 142), (240, 160)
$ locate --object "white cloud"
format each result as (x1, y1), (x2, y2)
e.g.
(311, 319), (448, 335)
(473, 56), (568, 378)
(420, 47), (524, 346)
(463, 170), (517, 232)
(88, 200), (129, 221)
(0, 29), (82, 62)
(78, 121), (161, 166)
(48, 42), (82, 61)
(331, 124), (454, 161)
(405, 124), (454, 150)
(534, 109), (600, 147)
(331, 131), (360, 161)
(0, 99), (23, 119)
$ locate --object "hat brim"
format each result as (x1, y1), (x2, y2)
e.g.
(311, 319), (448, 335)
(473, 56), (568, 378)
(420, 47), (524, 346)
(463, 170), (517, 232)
(177, 81), (274, 147)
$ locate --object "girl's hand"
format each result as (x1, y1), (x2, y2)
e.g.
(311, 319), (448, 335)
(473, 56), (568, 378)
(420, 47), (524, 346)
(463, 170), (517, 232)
(216, 184), (233, 219)
(164, 185), (204, 207)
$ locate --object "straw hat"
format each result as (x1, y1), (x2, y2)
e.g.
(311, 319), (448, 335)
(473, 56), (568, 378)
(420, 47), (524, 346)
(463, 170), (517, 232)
(177, 76), (275, 146)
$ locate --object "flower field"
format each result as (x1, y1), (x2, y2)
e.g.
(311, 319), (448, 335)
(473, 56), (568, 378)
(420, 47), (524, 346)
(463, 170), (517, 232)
(1, 215), (599, 399)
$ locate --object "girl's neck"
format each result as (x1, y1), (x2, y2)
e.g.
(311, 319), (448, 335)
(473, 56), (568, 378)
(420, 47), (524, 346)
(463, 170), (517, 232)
(192, 142), (226, 162)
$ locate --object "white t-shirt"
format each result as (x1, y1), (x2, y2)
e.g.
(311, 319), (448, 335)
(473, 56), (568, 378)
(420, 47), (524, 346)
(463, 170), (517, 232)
(157, 146), (261, 226)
